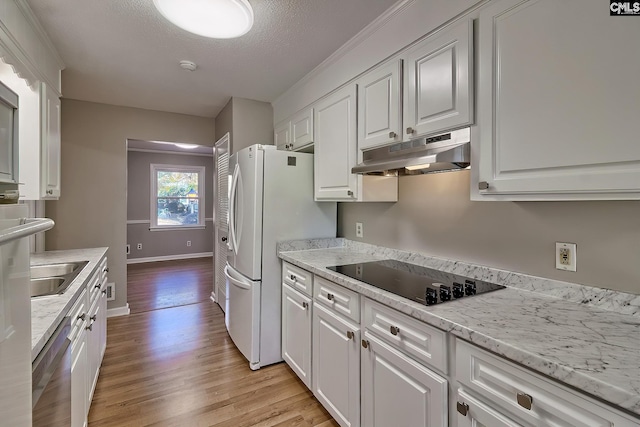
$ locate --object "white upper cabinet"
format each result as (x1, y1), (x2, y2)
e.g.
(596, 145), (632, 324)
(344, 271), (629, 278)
(274, 120), (290, 150)
(314, 84), (359, 201)
(40, 82), (61, 199)
(403, 19), (473, 140)
(474, 0), (640, 200)
(290, 108), (314, 150)
(276, 108), (314, 151)
(357, 60), (402, 151)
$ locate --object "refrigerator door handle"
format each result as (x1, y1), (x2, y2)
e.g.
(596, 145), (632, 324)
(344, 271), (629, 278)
(224, 264), (253, 291)
(228, 163), (240, 253)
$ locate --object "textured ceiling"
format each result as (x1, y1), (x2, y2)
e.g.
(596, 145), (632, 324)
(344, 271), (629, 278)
(26, 0), (399, 118)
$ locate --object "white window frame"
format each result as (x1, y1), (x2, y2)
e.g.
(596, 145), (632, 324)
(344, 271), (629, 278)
(150, 163), (206, 231)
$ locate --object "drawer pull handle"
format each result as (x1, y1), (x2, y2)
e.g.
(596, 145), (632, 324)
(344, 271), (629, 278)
(406, 126), (415, 135)
(361, 339), (370, 349)
(390, 326), (400, 336)
(456, 402), (469, 416)
(516, 392), (533, 410)
(95, 283), (101, 289)
(347, 190), (353, 197)
(86, 323), (93, 331)
(102, 289), (107, 295)
(302, 301), (309, 309)
(388, 131), (397, 139)
(104, 267), (109, 273)
(326, 293), (335, 301)
(290, 274), (297, 281)
(346, 331), (354, 340)
(77, 313), (86, 321)
(90, 315), (97, 321)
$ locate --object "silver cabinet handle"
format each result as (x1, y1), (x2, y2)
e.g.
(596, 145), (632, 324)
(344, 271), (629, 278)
(46, 190), (53, 195)
(388, 131), (396, 138)
(90, 315), (97, 321)
(516, 392), (533, 410)
(361, 339), (370, 349)
(347, 190), (353, 196)
(326, 293), (335, 301)
(290, 274), (297, 282)
(77, 313), (86, 321)
(346, 331), (354, 340)
(478, 181), (490, 190)
(456, 402), (469, 416)
(390, 326), (400, 336)
(94, 283), (101, 289)
(103, 267), (109, 273)
(86, 323), (93, 331)
(102, 289), (107, 295)
(221, 237), (227, 242)
(406, 126), (415, 134)
(302, 301), (309, 309)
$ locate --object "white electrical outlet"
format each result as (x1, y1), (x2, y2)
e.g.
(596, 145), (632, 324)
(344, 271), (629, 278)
(555, 242), (577, 271)
(187, 241), (192, 247)
(137, 243), (142, 250)
(355, 222), (364, 238)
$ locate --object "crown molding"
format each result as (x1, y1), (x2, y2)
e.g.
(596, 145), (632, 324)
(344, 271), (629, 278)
(273, 0), (414, 108)
(15, 0), (65, 69)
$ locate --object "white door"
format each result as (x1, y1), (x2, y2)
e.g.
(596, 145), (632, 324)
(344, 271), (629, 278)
(457, 389), (524, 427)
(314, 84), (358, 201)
(227, 145), (264, 280)
(224, 263), (261, 370)
(358, 60), (402, 151)
(361, 331), (448, 427)
(282, 284), (312, 388)
(214, 134), (230, 311)
(312, 303), (360, 427)
(403, 18), (473, 139)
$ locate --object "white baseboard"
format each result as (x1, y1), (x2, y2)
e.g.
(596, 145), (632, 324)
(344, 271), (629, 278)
(107, 303), (130, 318)
(127, 252), (213, 265)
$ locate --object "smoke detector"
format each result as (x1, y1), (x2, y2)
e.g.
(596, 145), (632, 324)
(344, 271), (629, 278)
(179, 60), (197, 71)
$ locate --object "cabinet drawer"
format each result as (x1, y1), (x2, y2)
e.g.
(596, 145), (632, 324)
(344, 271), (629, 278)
(314, 275), (360, 322)
(363, 298), (447, 374)
(88, 270), (101, 303)
(282, 262), (313, 297)
(69, 289), (87, 346)
(456, 339), (636, 427)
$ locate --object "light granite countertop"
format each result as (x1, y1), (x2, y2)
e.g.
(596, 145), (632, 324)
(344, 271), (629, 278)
(30, 247), (108, 361)
(278, 239), (640, 418)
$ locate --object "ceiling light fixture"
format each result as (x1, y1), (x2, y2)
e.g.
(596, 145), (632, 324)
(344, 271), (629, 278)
(153, 0), (254, 39)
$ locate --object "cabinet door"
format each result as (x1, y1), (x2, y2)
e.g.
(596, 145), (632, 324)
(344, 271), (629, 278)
(475, 0), (640, 200)
(361, 331), (448, 427)
(403, 19), (473, 139)
(313, 303), (360, 427)
(358, 60), (402, 151)
(98, 284), (107, 362)
(291, 108), (314, 150)
(314, 85), (358, 201)
(40, 82), (61, 198)
(282, 284), (312, 388)
(457, 389), (524, 427)
(86, 295), (100, 404)
(0, 82), (18, 184)
(71, 329), (88, 427)
(274, 120), (291, 150)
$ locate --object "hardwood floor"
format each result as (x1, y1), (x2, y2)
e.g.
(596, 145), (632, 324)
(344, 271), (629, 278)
(88, 260), (337, 427)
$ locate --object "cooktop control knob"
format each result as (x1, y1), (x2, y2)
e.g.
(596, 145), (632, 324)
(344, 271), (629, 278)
(465, 280), (477, 296)
(440, 285), (451, 302)
(425, 288), (438, 305)
(453, 282), (465, 299)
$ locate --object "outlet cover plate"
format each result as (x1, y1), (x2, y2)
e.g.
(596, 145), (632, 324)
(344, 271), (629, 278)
(556, 242), (576, 271)
(355, 222), (363, 238)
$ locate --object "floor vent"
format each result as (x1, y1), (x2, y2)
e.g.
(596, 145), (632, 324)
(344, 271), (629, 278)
(106, 282), (115, 301)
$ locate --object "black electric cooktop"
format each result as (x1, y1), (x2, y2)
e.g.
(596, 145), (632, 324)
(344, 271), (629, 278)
(327, 260), (505, 306)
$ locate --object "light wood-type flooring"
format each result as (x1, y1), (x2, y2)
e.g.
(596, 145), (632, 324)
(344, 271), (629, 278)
(88, 258), (337, 427)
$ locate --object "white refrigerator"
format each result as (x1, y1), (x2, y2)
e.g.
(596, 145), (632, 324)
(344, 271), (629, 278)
(224, 144), (336, 370)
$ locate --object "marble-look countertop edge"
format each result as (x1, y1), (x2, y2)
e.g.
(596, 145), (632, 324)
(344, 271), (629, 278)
(277, 249), (640, 418)
(30, 248), (108, 360)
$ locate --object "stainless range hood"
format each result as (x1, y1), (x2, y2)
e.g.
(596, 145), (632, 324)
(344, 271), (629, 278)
(352, 128), (470, 175)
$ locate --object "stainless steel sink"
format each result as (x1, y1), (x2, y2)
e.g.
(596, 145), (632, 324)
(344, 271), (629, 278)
(30, 261), (89, 298)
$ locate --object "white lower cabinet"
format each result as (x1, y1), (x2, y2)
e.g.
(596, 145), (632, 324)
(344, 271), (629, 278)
(361, 331), (448, 427)
(69, 256), (108, 427)
(282, 283), (312, 388)
(313, 302), (361, 427)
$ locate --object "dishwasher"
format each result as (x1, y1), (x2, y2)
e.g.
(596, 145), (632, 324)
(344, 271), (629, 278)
(32, 316), (72, 426)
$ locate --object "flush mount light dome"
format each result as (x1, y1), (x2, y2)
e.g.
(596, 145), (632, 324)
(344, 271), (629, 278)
(153, 0), (254, 39)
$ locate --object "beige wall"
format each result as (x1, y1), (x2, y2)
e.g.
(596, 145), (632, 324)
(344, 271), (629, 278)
(46, 99), (215, 310)
(338, 170), (640, 294)
(127, 150), (214, 260)
(214, 97), (273, 154)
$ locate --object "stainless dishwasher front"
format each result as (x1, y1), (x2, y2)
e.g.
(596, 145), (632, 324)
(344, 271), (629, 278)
(32, 316), (72, 426)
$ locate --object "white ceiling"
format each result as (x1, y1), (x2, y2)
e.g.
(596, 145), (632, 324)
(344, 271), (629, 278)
(26, 0), (399, 118)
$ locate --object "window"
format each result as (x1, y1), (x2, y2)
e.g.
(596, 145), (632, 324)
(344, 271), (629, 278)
(150, 164), (205, 230)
